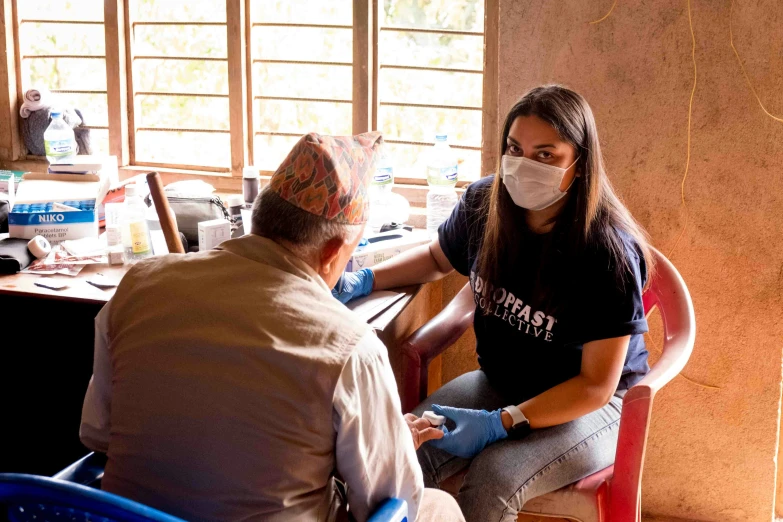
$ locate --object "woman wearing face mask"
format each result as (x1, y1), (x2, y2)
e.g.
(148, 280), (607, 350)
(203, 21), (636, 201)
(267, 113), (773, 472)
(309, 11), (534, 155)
(333, 85), (653, 521)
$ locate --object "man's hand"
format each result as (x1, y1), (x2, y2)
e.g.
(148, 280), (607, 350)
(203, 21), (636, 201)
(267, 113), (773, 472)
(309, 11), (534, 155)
(404, 413), (444, 450)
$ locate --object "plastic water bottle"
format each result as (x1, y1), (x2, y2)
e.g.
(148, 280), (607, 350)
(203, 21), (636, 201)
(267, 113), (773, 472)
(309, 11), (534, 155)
(425, 134), (459, 237)
(369, 150), (394, 232)
(121, 184), (153, 262)
(43, 110), (77, 164)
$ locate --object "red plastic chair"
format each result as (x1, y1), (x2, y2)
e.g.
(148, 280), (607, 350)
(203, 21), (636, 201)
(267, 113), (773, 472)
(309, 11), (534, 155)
(400, 247), (695, 522)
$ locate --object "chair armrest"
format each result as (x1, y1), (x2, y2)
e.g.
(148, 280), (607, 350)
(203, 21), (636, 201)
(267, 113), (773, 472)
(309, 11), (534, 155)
(52, 452), (107, 486)
(368, 498), (408, 522)
(401, 282), (475, 412)
(401, 282), (475, 364)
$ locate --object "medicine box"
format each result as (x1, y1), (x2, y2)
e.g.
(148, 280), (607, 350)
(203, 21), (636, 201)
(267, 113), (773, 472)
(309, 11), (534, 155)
(9, 200), (98, 242)
(8, 172), (111, 242)
(0, 170), (24, 195)
(346, 229), (431, 272)
(198, 219), (231, 251)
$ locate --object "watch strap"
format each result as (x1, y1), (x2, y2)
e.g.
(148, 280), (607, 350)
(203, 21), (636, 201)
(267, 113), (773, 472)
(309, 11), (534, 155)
(503, 405), (529, 427)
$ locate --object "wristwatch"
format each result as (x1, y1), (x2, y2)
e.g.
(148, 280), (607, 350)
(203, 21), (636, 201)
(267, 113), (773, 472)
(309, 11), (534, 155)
(503, 405), (531, 439)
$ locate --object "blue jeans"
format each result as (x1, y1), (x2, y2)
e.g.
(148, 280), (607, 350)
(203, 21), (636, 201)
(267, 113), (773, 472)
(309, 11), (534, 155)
(413, 370), (623, 522)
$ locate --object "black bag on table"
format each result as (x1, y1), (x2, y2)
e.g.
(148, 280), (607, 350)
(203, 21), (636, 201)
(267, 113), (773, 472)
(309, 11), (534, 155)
(0, 195), (9, 234)
(145, 194), (231, 248)
(0, 238), (33, 274)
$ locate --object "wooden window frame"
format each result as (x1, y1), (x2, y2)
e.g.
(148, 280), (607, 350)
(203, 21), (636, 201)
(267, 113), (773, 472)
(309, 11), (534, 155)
(0, 0), (498, 195)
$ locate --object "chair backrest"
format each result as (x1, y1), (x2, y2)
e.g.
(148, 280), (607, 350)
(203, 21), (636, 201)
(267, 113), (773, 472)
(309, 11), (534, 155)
(608, 247), (696, 521)
(0, 474), (186, 522)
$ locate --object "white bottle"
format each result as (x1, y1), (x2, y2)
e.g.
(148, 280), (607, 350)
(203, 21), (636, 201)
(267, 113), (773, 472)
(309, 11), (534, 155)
(121, 184), (153, 262)
(425, 134), (459, 237)
(43, 110), (77, 165)
(369, 149), (395, 232)
(242, 166), (260, 206)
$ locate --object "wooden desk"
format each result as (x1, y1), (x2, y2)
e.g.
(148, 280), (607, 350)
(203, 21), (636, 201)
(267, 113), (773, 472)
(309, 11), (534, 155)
(0, 263), (129, 304)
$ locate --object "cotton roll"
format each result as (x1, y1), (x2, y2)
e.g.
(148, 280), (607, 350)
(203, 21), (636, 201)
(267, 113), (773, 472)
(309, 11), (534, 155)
(423, 410), (446, 427)
(27, 235), (51, 259)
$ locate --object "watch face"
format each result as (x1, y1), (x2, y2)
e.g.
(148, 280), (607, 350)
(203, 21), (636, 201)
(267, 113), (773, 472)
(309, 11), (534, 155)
(508, 421), (531, 440)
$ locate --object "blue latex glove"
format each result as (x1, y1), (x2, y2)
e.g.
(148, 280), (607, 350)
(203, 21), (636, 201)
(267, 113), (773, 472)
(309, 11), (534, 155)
(331, 268), (374, 304)
(426, 404), (507, 459)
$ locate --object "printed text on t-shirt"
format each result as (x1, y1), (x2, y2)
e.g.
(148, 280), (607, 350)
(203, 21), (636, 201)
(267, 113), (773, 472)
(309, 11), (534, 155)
(470, 271), (557, 342)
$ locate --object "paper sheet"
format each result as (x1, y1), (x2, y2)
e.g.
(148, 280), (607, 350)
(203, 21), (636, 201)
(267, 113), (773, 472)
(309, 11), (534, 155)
(347, 290), (406, 324)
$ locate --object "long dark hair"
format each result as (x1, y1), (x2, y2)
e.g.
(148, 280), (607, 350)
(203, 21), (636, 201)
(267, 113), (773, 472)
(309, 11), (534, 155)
(476, 85), (654, 311)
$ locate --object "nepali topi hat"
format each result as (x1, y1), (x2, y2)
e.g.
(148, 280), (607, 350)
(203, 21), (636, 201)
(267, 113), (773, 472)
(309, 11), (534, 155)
(268, 131), (383, 225)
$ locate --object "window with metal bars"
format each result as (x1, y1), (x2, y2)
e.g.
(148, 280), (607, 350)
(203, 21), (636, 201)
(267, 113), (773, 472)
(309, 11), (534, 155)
(16, 0), (110, 155)
(378, 0), (484, 182)
(128, 0), (231, 171)
(250, 1), (355, 173)
(8, 0), (490, 186)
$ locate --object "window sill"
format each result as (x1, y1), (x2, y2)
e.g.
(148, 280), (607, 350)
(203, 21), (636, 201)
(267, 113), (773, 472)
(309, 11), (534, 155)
(0, 158), (469, 220)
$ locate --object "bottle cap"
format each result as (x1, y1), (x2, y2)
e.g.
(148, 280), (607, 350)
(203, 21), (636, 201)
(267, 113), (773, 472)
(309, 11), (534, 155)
(435, 134), (448, 142)
(227, 194), (244, 208)
(125, 183), (137, 197)
(50, 109), (62, 118)
(243, 166), (260, 179)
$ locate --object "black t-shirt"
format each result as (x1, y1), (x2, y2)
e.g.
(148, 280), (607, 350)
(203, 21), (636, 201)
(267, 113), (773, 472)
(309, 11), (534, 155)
(438, 176), (649, 403)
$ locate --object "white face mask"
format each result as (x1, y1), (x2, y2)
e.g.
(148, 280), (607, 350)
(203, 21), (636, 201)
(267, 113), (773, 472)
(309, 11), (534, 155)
(501, 154), (579, 211)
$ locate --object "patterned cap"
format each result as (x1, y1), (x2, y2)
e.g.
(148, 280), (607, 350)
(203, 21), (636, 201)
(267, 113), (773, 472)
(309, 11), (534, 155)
(269, 132), (383, 224)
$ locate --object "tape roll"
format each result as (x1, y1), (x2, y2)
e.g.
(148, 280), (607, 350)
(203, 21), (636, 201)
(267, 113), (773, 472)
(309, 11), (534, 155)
(27, 235), (51, 259)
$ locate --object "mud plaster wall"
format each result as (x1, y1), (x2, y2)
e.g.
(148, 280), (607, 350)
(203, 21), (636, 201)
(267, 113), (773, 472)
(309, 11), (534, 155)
(439, 0), (783, 520)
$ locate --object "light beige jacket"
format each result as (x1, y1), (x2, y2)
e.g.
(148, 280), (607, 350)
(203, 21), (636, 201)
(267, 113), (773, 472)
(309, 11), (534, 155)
(94, 235), (376, 521)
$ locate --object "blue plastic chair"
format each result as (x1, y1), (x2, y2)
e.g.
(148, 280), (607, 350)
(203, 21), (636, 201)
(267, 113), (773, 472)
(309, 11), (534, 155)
(0, 453), (408, 522)
(0, 473), (186, 522)
(367, 498), (408, 522)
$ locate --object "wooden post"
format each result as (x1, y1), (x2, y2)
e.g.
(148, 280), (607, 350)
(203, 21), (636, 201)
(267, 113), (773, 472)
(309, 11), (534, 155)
(371, 0), (379, 131)
(226, 0), (249, 176)
(0, 0), (21, 160)
(353, 0), (373, 134)
(123, 0), (136, 165)
(104, 0), (130, 166)
(146, 171), (186, 254)
(481, 0), (499, 177)
(244, 0), (254, 166)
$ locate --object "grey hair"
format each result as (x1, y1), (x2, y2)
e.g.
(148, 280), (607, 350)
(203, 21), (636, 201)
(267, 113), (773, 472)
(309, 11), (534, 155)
(251, 186), (362, 254)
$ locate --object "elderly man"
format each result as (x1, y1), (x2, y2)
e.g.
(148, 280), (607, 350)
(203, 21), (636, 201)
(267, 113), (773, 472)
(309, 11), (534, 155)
(80, 132), (464, 522)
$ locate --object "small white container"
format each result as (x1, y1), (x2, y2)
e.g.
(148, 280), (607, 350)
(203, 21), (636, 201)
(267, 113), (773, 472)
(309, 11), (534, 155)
(106, 224), (121, 247)
(198, 218), (231, 251)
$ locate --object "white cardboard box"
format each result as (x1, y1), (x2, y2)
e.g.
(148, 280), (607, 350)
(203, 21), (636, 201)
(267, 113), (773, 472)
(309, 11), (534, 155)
(0, 170), (23, 196)
(198, 219), (231, 251)
(346, 229), (431, 272)
(8, 172), (111, 242)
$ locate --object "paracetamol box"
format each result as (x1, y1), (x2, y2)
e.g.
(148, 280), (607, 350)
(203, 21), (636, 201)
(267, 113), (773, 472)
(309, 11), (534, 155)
(346, 229), (431, 272)
(8, 173), (107, 242)
(8, 202), (98, 242)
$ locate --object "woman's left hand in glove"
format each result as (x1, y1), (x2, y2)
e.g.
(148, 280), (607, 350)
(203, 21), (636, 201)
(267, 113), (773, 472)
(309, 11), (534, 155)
(426, 404), (508, 459)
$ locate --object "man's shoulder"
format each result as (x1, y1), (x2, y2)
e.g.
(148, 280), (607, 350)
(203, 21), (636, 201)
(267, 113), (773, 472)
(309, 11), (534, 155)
(350, 332), (388, 365)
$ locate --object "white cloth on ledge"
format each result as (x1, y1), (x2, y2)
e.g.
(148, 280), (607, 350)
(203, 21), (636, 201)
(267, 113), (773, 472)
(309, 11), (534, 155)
(20, 87), (53, 118)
